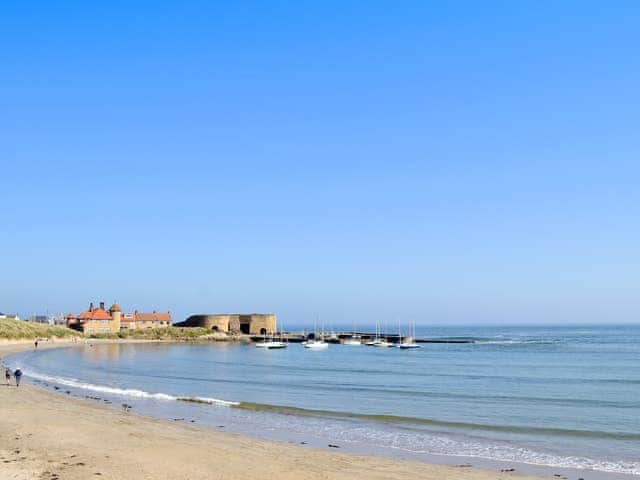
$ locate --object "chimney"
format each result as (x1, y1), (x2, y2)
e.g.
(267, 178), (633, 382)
(100, 302), (105, 310)
(89, 302), (94, 311)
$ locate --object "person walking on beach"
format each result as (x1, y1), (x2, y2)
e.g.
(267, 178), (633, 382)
(5, 368), (11, 385)
(35, 339), (39, 349)
(13, 369), (22, 387)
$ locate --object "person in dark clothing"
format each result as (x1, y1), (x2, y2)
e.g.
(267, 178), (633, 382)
(14, 369), (22, 387)
(35, 340), (38, 349)
(5, 368), (10, 385)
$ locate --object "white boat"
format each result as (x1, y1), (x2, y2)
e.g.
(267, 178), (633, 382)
(255, 328), (288, 349)
(304, 318), (329, 349)
(370, 321), (392, 347)
(396, 321), (421, 349)
(365, 322), (380, 345)
(304, 339), (329, 349)
(343, 335), (362, 346)
(256, 340), (288, 349)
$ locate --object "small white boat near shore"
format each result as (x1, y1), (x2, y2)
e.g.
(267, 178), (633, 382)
(255, 328), (288, 349)
(304, 339), (329, 349)
(343, 335), (362, 346)
(305, 318), (329, 349)
(255, 340), (288, 349)
(396, 321), (421, 349)
(366, 322), (389, 346)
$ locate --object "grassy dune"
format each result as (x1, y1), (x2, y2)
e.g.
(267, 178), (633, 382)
(0, 318), (233, 342)
(0, 318), (79, 339)
(88, 326), (231, 341)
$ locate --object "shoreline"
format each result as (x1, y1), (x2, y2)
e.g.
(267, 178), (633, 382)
(0, 340), (614, 480)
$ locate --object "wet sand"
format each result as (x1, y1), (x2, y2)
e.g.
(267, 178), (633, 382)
(0, 340), (548, 480)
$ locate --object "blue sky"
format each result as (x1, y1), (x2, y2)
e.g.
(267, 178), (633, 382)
(1, 1), (639, 325)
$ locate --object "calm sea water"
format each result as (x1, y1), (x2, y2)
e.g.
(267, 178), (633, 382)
(7, 325), (640, 476)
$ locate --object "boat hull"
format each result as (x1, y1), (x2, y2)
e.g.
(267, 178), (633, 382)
(304, 343), (329, 349)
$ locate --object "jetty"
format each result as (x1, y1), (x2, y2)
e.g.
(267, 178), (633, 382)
(250, 331), (475, 344)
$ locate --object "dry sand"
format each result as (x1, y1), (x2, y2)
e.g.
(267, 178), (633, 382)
(0, 341), (546, 480)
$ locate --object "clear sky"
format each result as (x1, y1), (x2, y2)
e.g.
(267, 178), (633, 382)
(1, 1), (639, 326)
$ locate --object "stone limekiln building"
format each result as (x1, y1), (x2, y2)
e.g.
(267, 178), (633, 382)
(176, 314), (277, 335)
(66, 302), (172, 335)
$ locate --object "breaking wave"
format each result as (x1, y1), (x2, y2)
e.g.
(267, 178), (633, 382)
(25, 370), (238, 407)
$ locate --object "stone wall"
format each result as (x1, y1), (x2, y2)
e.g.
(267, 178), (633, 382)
(244, 314), (277, 335)
(177, 313), (277, 334)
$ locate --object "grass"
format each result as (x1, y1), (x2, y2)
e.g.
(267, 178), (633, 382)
(0, 318), (79, 339)
(88, 326), (230, 341)
(0, 319), (233, 342)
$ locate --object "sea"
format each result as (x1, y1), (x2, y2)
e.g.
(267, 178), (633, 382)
(6, 325), (640, 478)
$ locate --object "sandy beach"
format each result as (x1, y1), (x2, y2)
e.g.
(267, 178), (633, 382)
(0, 341), (550, 480)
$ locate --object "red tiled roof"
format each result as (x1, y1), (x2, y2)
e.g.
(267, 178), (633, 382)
(134, 312), (172, 322)
(77, 308), (112, 320)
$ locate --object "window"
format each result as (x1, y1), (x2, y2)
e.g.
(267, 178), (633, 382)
(102, 320), (109, 324)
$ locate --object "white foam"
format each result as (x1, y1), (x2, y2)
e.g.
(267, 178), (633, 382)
(473, 339), (557, 345)
(26, 371), (238, 407)
(239, 411), (640, 476)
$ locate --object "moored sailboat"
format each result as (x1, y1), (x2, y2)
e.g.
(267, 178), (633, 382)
(397, 321), (420, 349)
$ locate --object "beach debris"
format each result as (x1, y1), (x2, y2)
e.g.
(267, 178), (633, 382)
(217, 425), (225, 428)
(300, 442), (307, 445)
(500, 468), (515, 472)
(456, 464), (472, 468)
(121, 403), (132, 412)
(172, 418), (185, 421)
(328, 444), (340, 448)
